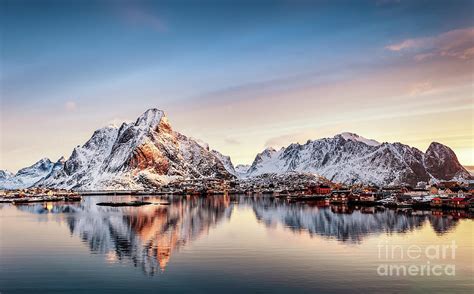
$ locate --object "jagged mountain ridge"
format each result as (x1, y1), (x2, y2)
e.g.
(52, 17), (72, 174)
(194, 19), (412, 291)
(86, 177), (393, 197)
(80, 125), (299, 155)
(1, 110), (470, 189)
(245, 133), (470, 186)
(36, 109), (234, 190)
(234, 164), (250, 177)
(0, 158), (58, 190)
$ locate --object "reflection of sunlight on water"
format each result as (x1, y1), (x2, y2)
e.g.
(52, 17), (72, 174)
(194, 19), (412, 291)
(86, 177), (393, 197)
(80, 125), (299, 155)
(45, 202), (54, 211)
(106, 251), (118, 263)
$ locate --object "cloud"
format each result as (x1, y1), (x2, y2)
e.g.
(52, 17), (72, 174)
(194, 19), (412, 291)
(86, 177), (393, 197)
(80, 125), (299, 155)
(264, 132), (313, 149)
(64, 101), (77, 111)
(386, 39), (428, 51)
(386, 27), (474, 60)
(408, 81), (433, 97)
(224, 138), (240, 145)
(107, 117), (132, 127)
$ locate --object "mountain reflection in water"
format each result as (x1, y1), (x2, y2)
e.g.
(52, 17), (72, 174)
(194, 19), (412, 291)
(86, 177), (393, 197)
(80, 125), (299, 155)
(15, 195), (465, 276)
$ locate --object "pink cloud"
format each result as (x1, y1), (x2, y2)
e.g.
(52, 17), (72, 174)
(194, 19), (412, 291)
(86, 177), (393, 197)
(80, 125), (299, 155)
(386, 39), (429, 51)
(408, 81), (433, 97)
(386, 27), (474, 60)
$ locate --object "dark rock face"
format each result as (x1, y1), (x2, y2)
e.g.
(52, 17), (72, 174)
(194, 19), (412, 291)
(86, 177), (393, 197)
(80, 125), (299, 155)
(423, 142), (470, 180)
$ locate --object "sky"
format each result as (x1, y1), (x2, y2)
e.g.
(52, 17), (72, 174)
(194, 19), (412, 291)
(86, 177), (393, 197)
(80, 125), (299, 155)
(1, 0), (473, 172)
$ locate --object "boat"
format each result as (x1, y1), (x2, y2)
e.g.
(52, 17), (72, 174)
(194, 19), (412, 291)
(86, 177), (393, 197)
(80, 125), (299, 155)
(288, 195), (328, 202)
(96, 201), (152, 207)
(64, 194), (82, 202)
(396, 201), (412, 208)
(411, 200), (431, 209)
(154, 201), (171, 205)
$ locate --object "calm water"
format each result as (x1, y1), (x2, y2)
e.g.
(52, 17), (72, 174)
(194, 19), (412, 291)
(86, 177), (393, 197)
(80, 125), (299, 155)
(1, 195), (473, 293)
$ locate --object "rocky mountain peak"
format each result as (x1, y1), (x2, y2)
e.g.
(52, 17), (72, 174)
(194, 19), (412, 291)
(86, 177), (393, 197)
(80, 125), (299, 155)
(134, 108), (165, 131)
(19, 158), (52, 173)
(426, 142), (454, 159)
(424, 142), (470, 180)
(337, 132), (381, 147)
(36, 107), (234, 190)
(0, 170), (14, 180)
(0, 158), (55, 189)
(235, 164), (250, 175)
(262, 147), (277, 155)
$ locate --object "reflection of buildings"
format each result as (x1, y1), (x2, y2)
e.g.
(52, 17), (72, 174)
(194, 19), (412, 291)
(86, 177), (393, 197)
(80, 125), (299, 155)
(244, 197), (462, 243)
(16, 195), (232, 276)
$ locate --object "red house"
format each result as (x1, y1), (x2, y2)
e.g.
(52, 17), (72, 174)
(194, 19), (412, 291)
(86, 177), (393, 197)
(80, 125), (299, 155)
(330, 190), (350, 203)
(311, 184), (331, 195)
(448, 198), (469, 209)
(359, 193), (375, 203)
(349, 194), (360, 202)
(431, 197), (443, 207)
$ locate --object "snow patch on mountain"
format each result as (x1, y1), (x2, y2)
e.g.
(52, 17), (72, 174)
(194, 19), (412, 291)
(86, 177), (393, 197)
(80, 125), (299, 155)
(234, 164), (250, 177)
(192, 137), (210, 151)
(0, 158), (55, 189)
(0, 170), (14, 180)
(211, 150), (236, 175)
(340, 132), (381, 147)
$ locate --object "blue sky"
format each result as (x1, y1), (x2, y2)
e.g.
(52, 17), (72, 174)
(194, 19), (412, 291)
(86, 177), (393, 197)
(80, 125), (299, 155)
(1, 0), (473, 171)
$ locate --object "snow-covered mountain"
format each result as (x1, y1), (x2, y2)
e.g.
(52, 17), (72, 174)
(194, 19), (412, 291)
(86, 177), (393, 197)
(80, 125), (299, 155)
(36, 109), (235, 190)
(0, 158), (56, 189)
(244, 133), (470, 186)
(0, 170), (14, 181)
(234, 164), (250, 177)
(339, 132), (381, 147)
(2, 108), (469, 190)
(211, 150), (236, 175)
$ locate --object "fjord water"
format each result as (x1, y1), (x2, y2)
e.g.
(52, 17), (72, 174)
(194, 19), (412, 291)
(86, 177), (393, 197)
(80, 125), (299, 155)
(1, 196), (473, 293)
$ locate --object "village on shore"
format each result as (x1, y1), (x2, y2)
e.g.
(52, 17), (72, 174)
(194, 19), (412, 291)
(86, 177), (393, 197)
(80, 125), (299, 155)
(1, 172), (473, 214)
(0, 189), (81, 204)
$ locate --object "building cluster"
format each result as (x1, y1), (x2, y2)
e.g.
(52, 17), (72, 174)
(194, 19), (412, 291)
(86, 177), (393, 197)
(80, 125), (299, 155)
(159, 178), (231, 195)
(0, 187), (80, 203)
(156, 172), (325, 195)
(1, 175), (473, 212)
(296, 180), (474, 211)
(162, 177), (474, 211)
(154, 174), (474, 212)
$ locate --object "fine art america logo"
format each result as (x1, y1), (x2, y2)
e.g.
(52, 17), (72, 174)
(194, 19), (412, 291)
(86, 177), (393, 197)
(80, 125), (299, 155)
(377, 241), (457, 277)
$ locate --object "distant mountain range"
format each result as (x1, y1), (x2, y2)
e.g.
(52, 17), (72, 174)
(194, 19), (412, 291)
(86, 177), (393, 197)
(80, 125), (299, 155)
(0, 108), (470, 190)
(244, 132), (470, 186)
